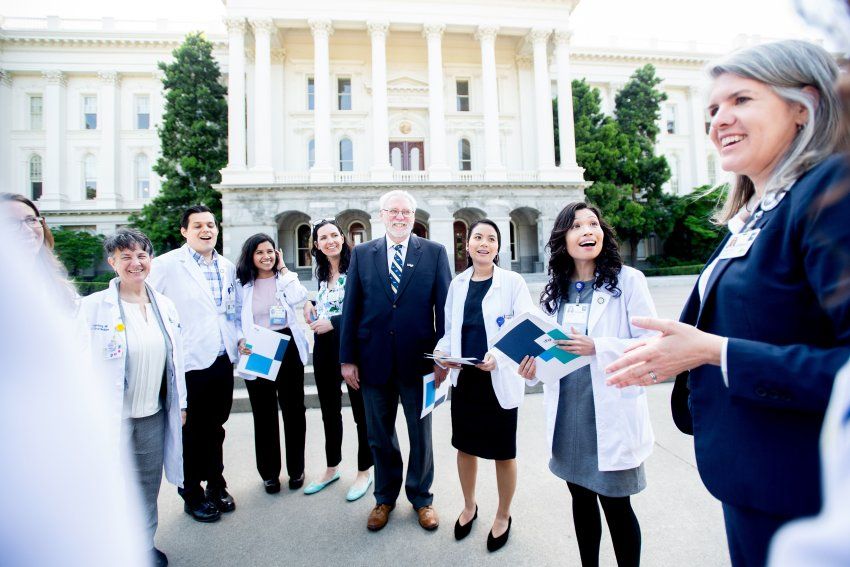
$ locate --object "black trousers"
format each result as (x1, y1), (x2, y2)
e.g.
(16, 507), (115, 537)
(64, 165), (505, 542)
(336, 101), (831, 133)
(313, 329), (372, 471)
(244, 328), (305, 481)
(182, 354), (234, 504)
(567, 482), (642, 567)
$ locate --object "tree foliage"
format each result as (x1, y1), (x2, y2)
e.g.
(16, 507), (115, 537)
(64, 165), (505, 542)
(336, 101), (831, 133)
(52, 228), (105, 277)
(570, 65), (674, 264)
(663, 184), (728, 262)
(129, 33), (228, 254)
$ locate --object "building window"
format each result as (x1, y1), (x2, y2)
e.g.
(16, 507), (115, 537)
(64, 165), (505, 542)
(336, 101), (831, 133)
(707, 154), (717, 186)
(339, 138), (353, 171)
(337, 78), (352, 110)
(509, 221), (518, 262)
(29, 155), (43, 201)
(669, 154), (680, 194)
(665, 104), (677, 135)
(458, 138), (472, 171)
(83, 154), (97, 199)
(308, 139), (315, 168)
(456, 79), (470, 112)
(135, 95), (150, 130)
(83, 96), (98, 130)
(348, 222), (366, 245)
(296, 223), (311, 268)
(307, 77), (314, 110)
(29, 95), (44, 130)
(135, 154), (150, 199)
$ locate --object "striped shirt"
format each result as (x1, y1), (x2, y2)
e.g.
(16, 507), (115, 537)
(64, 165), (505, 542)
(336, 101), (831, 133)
(189, 246), (226, 355)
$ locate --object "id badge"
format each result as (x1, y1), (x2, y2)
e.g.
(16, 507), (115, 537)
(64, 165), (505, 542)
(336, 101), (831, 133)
(225, 301), (237, 320)
(718, 228), (761, 260)
(269, 305), (287, 326)
(103, 334), (124, 360)
(562, 304), (589, 336)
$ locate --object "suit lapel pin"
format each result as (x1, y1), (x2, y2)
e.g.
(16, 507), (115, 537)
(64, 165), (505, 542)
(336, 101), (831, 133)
(597, 297), (605, 304)
(406, 263), (414, 268)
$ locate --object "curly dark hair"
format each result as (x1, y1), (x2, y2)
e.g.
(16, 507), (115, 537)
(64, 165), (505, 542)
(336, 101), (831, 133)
(540, 202), (623, 314)
(311, 219), (351, 283)
(236, 233), (279, 285)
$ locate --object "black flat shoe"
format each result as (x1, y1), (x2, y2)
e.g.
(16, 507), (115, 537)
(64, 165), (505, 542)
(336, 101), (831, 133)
(454, 505), (478, 541)
(264, 478), (281, 494)
(289, 474), (305, 490)
(183, 499), (221, 523)
(487, 516), (511, 552)
(206, 486), (236, 513)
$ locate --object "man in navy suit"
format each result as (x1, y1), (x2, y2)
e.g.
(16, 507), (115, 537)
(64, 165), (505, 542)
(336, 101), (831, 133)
(340, 190), (451, 532)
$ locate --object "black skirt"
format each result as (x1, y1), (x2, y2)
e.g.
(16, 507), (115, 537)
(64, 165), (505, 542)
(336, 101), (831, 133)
(451, 365), (518, 460)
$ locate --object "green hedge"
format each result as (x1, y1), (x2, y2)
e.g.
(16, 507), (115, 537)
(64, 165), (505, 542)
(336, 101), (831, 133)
(642, 264), (704, 277)
(71, 274), (114, 296)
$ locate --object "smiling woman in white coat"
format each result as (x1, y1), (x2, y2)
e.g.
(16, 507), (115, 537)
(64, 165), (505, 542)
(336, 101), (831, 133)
(518, 203), (656, 567)
(81, 228), (186, 567)
(234, 233), (309, 495)
(434, 219), (535, 552)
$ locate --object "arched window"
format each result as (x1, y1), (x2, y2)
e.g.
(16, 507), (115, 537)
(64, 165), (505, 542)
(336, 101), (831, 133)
(390, 147), (402, 170)
(29, 155), (43, 201)
(339, 138), (353, 171)
(295, 223), (311, 268)
(348, 221), (366, 246)
(135, 154), (150, 199)
(308, 139), (315, 168)
(409, 146), (421, 171)
(83, 154), (97, 200)
(458, 138), (471, 171)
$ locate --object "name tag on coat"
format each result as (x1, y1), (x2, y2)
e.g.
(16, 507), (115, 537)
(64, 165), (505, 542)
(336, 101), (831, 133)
(718, 228), (761, 260)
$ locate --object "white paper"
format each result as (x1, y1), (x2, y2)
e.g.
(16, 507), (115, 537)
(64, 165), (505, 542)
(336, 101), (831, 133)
(424, 353), (481, 365)
(420, 372), (451, 419)
(236, 324), (290, 381)
(490, 311), (591, 385)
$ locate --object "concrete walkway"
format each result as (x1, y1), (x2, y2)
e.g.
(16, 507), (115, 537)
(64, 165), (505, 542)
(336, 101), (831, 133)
(155, 275), (731, 566)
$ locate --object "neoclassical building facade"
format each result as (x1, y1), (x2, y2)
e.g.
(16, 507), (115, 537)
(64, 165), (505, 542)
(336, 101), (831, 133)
(0, 1), (731, 274)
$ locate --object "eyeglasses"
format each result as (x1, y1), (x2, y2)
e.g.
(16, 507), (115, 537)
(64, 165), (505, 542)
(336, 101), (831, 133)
(381, 208), (415, 218)
(311, 217), (336, 226)
(17, 216), (45, 229)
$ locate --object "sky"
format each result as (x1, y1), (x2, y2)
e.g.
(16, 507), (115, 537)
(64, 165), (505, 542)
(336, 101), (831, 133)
(0, 0), (837, 50)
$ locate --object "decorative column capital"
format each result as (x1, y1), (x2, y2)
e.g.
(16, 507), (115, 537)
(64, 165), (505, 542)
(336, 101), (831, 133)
(250, 17), (275, 34)
(308, 19), (334, 37)
(271, 48), (286, 63)
(515, 54), (532, 67)
(223, 17), (247, 33)
(98, 70), (120, 85)
(0, 69), (11, 87)
(475, 25), (499, 43)
(528, 27), (551, 45)
(367, 21), (390, 38)
(553, 28), (572, 46)
(422, 23), (445, 39)
(42, 70), (66, 86)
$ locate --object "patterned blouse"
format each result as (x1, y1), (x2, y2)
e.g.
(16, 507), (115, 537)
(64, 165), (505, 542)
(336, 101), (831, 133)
(316, 274), (346, 320)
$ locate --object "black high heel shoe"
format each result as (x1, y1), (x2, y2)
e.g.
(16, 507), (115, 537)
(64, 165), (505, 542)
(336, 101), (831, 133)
(454, 505), (478, 541)
(487, 516), (511, 552)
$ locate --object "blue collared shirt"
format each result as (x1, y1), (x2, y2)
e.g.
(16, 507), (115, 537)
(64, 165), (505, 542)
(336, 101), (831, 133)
(189, 246), (226, 355)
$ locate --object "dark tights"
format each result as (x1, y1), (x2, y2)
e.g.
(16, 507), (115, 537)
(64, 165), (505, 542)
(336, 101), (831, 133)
(567, 482), (641, 567)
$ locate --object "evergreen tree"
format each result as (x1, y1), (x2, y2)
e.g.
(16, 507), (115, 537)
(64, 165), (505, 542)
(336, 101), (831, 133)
(129, 33), (228, 253)
(52, 228), (105, 277)
(663, 184), (728, 263)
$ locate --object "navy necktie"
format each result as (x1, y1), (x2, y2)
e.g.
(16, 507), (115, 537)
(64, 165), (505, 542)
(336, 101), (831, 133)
(390, 244), (403, 295)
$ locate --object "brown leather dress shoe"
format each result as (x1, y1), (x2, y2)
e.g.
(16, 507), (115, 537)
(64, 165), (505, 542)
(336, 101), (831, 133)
(367, 503), (395, 531)
(416, 505), (440, 531)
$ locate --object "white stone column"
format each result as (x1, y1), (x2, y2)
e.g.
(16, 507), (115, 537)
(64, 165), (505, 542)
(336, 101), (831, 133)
(553, 29), (584, 182)
(271, 49), (286, 172)
(41, 70), (67, 208)
(368, 21), (393, 181)
(689, 86), (709, 187)
(530, 28), (557, 177)
(251, 18), (274, 180)
(0, 71), (12, 197)
(98, 71), (121, 207)
(476, 25), (506, 181)
(515, 55), (536, 171)
(423, 24), (450, 181)
(309, 19), (334, 183)
(223, 17), (247, 176)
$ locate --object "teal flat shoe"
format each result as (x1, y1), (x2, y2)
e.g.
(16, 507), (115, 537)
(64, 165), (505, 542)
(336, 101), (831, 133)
(303, 471), (340, 495)
(346, 471), (374, 502)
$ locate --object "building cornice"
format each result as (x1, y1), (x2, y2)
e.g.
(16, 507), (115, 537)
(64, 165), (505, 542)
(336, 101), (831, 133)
(0, 33), (227, 50)
(570, 47), (712, 66)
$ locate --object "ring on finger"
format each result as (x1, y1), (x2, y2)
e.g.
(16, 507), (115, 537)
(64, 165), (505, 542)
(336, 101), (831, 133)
(648, 370), (658, 384)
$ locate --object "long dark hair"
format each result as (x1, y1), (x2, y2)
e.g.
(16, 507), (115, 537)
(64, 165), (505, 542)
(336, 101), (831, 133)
(236, 233), (279, 285)
(466, 218), (501, 268)
(311, 219), (351, 283)
(540, 202), (622, 314)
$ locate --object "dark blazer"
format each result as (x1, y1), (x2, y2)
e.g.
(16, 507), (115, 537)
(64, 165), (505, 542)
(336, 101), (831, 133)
(672, 154), (850, 518)
(339, 234), (451, 386)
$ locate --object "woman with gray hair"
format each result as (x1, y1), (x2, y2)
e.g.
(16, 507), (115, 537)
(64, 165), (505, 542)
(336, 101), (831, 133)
(605, 40), (850, 566)
(81, 228), (187, 567)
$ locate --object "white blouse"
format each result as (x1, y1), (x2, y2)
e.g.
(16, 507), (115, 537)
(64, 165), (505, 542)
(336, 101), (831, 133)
(121, 301), (167, 419)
